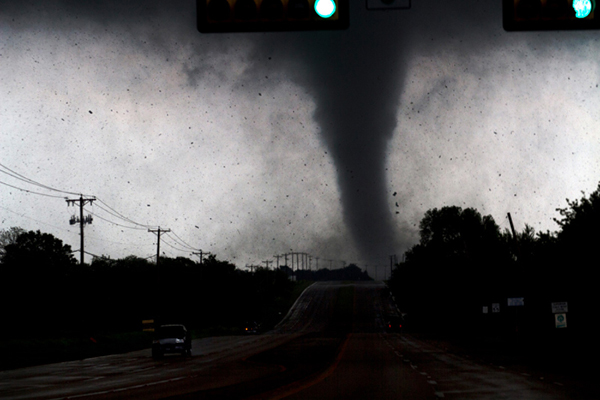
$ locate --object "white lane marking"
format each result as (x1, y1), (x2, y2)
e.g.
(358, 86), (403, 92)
(135, 366), (156, 372)
(48, 376), (188, 399)
(427, 380), (438, 385)
(435, 391), (445, 398)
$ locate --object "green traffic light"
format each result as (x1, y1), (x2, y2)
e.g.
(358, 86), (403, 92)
(573, 0), (593, 18)
(314, 0), (336, 18)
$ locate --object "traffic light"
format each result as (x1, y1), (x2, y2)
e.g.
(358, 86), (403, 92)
(197, 0), (349, 32)
(503, 0), (600, 30)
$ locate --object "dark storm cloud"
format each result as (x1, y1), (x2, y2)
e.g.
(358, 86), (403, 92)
(235, 0), (504, 263)
(5, 0), (502, 264)
(6, 0), (594, 268)
(0, 0), (236, 82)
(233, 22), (406, 263)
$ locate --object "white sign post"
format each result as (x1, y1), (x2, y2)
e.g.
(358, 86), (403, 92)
(551, 302), (568, 314)
(555, 313), (567, 328)
(507, 297), (524, 333)
(551, 302), (568, 329)
(507, 297), (525, 306)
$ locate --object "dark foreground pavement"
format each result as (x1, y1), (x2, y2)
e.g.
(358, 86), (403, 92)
(1, 282), (595, 399)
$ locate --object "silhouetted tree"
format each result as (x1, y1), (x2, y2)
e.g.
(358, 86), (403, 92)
(391, 206), (510, 333)
(554, 183), (600, 255)
(0, 226), (26, 261)
(0, 230), (77, 333)
(551, 184), (600, 337)
(2, 230), (76, 271)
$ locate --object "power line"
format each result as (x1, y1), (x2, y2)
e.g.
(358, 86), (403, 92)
(94, 198), (155, 229)
(0, 164), (205, 262)
(164, 231), (198, 251)
(160, 237), (194, 254)
(0, 179), (67, 199)
(83, 207), (148, 231)
(0, 204), (75, 233)
(0, 162), (89, 196)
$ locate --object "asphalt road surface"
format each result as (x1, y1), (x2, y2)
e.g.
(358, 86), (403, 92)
(0, 281), (593, 399)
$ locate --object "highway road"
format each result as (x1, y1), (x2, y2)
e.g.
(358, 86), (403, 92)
(0, 281), (593, 399)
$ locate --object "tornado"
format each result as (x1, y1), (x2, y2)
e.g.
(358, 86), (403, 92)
(305, 39), (403, 264)
(245, 14), (408, 265)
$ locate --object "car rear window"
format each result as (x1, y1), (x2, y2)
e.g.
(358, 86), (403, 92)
(157, 326), (185, 339)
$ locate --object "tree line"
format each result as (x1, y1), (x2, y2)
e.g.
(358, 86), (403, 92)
(0, 232), (296, 338)
(284, 264), (371, 281)
(388, 182), (600, 345)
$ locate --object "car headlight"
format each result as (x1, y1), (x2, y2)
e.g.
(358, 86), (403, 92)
(175, 338), (184, 344)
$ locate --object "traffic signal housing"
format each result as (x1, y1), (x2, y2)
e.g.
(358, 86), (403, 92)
(503, 0), (600, 31)
(197, 0), (349, 32)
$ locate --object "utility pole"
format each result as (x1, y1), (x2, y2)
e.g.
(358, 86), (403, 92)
(263, 260), (273, 269)
(507, 212), (520, 260)
(192, 249), (211, 264)
(66, 195), (96, 265)
(290, 252), (301, 272)
(148, 227), (170, 267)
(507, 212), (517, 240)
(274, 254), (282, 269)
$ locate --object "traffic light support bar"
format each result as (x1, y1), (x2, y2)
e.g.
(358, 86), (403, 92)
(197, 0), (349, 32)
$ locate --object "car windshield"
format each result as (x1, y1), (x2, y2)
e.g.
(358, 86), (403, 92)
(2, 3), (598, 399)
(157, 326), (185, 339)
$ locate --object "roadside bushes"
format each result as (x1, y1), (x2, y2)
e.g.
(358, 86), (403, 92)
(0, 241), (296, 338)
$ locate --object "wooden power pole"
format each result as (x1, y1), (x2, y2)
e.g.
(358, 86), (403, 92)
(148, 227), (170, 267)
(66, 195), (96, 265)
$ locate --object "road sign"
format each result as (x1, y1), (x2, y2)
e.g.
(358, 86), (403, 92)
(142, 319), (155, 332)
(551, 302), (568, 313)
(483, 306), (489, 314)
(555, 313), (567, 328)
(492, 303), (500, 313)
(507, 297), (525, 306)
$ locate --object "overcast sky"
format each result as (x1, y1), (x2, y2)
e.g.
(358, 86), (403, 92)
(1, 0), (599, 279)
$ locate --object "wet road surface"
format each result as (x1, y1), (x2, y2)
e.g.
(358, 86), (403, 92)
(0, 281), (594, 399)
